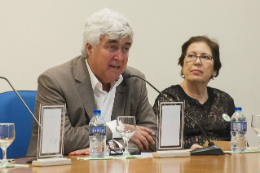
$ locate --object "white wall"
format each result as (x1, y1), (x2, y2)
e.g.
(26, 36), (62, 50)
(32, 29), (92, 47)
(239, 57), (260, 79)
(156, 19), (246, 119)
(1, 0), (260, 147)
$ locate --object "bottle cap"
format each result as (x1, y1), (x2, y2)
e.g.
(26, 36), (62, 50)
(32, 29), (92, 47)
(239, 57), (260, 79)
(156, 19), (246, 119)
(94, 110), (101, 115)
(235, 107), (242, 111)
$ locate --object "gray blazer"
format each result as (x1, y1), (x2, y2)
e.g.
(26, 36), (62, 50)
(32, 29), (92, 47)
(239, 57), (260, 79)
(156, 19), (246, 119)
(27, 55), (157, 156)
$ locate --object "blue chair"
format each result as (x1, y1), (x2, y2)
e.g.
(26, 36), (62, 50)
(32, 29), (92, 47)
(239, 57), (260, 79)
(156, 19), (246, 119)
(0, 91), (36, 159)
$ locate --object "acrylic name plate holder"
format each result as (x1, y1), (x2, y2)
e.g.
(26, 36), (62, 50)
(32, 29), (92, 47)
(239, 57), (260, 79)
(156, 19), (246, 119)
(153, 101), (189, 157)
(32, 104), (71, 167)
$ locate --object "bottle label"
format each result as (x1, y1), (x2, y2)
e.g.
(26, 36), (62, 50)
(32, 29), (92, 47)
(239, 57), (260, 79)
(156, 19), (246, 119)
(90, 126), (106, 136)
(231, 122), (247, 131)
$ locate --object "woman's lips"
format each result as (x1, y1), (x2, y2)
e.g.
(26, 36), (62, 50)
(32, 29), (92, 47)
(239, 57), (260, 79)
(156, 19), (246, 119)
(191, 69), (202, 74)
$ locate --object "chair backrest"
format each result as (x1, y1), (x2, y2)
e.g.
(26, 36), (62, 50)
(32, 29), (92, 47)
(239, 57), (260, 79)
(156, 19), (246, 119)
(0, 91), (37, 159)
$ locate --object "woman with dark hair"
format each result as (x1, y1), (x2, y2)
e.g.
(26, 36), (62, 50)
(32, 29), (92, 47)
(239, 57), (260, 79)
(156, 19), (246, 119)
(153, 36), (235, 149)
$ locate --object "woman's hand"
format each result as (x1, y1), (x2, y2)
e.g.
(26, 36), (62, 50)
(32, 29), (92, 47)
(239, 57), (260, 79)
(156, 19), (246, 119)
(190, 143), (203, 150)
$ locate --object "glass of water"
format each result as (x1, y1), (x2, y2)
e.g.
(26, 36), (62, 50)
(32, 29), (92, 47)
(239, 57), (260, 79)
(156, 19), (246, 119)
(251, 115), (260, 151)
(116, 116), (136, 157)
(0, 123), (15, 168)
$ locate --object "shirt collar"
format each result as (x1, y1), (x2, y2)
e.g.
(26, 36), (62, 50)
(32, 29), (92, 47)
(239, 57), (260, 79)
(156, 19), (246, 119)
(85, 60), (123, 92)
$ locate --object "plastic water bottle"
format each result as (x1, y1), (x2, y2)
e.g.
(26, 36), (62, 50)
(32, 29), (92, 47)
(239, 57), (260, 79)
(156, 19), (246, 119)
(89, 110), (106, 158)
(230, 107), (247, 152)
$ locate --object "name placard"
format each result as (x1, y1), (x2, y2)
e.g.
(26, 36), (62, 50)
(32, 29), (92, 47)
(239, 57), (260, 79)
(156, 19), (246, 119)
(37, 104), (66, 159)
(157, 102), (184, 150)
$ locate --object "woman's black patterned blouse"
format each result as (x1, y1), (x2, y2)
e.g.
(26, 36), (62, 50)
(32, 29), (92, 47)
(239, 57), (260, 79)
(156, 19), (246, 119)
(153, 85), (235, 149)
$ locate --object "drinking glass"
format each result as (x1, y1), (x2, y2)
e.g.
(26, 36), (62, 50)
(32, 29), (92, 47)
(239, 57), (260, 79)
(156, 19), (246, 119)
(251, 115), (260, 151)
(116, 116), (136, 157)
(0, 123), (15, 168)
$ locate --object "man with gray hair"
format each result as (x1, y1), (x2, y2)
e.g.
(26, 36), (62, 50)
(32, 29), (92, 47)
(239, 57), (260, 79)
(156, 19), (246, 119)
(27, 8), (156, 156)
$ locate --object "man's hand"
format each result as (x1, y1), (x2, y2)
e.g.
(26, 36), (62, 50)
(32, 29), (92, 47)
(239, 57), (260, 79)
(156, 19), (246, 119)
(69, 148), (90, 156)
(69, 144), (110, 156)
(130, 125), (155, 150)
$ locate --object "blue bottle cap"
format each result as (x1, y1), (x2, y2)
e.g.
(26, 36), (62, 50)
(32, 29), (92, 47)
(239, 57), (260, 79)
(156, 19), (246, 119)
(235, 107), (242, 111)
(94, 110), (101, 115)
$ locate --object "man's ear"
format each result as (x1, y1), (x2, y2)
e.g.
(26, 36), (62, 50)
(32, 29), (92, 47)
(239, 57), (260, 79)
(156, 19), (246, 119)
(86, 43), (93, 57)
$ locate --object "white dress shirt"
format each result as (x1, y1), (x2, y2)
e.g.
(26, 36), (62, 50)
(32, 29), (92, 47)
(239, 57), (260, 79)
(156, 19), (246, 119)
(86, 60), (122, 138)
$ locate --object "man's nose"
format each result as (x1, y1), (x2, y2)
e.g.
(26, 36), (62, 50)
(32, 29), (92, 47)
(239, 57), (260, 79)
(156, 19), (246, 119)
(113, 50), (124, 61)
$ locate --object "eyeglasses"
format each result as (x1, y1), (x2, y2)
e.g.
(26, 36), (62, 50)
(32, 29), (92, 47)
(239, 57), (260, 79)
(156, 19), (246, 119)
(109, 146), (141, 156)
(185, 54), (213, 64)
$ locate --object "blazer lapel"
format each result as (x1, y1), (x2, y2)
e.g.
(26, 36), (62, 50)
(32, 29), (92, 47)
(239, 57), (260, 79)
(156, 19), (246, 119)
(74, 56), (95, 120)
(111, 84), (126, 120)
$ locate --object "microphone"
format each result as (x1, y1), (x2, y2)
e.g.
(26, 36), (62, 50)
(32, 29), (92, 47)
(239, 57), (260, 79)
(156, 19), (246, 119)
(127, 74), (224, 155)
(127, 75), (169, 101)
(0, 76), (42, 127)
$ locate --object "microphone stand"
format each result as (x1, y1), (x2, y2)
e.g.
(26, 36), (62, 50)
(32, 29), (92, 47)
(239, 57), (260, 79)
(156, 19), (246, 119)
(0, 76), (42, 127)
(185, 114), (223, 155)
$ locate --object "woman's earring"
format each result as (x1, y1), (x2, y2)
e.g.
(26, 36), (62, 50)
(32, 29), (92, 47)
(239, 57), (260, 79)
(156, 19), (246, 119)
(211, 72), (217, 80)
(181, 70), (184, 78)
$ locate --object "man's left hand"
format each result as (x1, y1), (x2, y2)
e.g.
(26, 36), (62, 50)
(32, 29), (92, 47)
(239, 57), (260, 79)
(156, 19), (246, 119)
(130, 125), (155, 150)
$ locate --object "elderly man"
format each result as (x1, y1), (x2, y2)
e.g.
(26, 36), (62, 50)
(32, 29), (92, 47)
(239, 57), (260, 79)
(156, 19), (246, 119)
(27, 8), (156, 156)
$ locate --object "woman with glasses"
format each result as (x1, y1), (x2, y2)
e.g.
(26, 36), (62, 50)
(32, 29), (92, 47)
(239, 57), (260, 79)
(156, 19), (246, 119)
(153, 36), (235, 149)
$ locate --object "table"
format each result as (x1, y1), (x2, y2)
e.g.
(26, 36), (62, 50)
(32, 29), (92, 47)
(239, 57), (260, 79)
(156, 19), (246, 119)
(1, 152), (260, 173)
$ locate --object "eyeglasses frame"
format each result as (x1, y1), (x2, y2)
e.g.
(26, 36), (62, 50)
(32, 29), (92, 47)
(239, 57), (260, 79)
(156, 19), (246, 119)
(185, 54), (213, 64)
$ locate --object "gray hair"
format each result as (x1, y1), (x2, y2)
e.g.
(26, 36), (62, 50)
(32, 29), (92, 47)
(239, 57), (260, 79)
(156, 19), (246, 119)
(81, 8), (134, 58)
